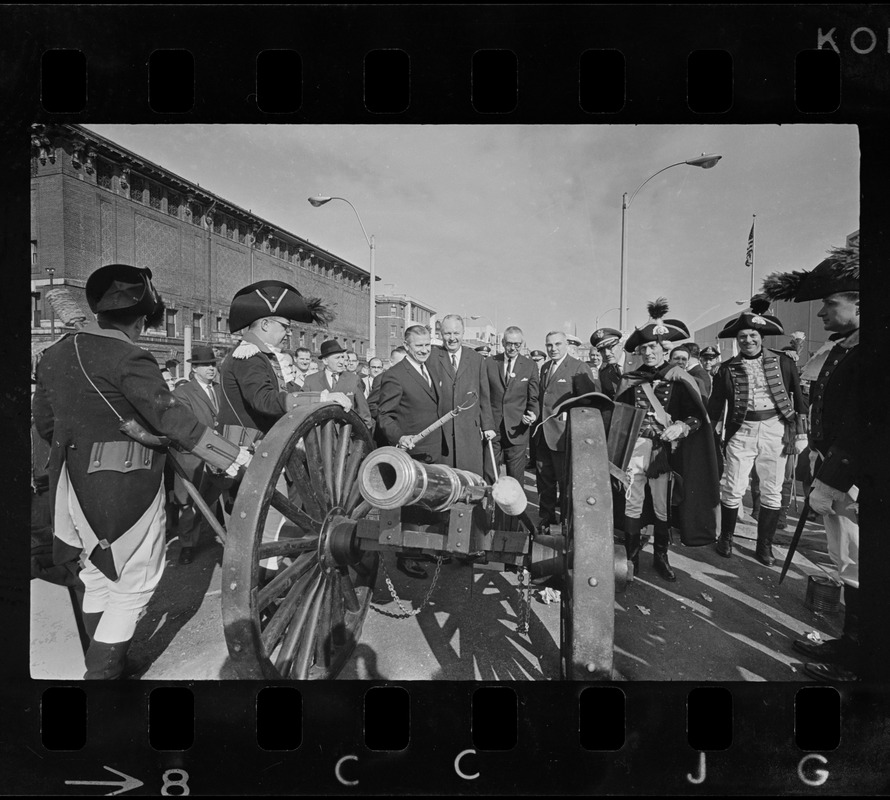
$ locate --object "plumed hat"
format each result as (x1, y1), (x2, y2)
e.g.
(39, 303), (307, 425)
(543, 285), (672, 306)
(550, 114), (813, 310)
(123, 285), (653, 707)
(318, 339), (346, 358)
(760, 245), (860, 303)
(228, 280), (332, 332)
(589, 327), (621, 350)
(85, 264), (163, 321)
(717, 295), (784, 339)
(624, 298), (690, 352)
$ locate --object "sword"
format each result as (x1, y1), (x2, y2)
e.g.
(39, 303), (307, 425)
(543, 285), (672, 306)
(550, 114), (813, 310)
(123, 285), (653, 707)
(398, 391), (478, 450)
(778, 494), (811, 584)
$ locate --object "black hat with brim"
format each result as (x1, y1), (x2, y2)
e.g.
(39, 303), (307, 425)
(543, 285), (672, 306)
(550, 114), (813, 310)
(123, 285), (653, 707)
(319, 339), (347, 358)
(530, 350), (546, 359)
(86, 264), (161, 318)
(187, 345), (217, 364)
(590, 327), (622, 349)
(229, 280), (328, 332)
(761, 247), (860, 303)
(699, 346), (720, 359)
(624, 320), (690, 352)
(717, 296), (785, 339)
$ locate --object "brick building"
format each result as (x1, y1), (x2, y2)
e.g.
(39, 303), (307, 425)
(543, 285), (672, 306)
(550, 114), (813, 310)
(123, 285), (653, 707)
(30, 123), (372, 374)
(375, 293), (436, 362)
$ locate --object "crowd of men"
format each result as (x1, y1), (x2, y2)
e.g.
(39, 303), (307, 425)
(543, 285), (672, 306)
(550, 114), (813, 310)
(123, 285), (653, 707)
(31, 248), (861, 682)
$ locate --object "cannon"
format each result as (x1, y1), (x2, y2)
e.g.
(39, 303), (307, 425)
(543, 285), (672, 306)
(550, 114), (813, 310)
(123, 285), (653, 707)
(221, 397), (638, 681)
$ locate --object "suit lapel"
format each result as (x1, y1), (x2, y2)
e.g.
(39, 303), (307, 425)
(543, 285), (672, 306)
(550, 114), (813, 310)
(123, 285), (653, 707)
(405, 359), (436, 401)
(495, 354), (507, 388)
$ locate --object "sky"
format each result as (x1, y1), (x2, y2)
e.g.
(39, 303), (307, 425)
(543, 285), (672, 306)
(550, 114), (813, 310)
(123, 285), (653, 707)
(85, 124), (859, 349)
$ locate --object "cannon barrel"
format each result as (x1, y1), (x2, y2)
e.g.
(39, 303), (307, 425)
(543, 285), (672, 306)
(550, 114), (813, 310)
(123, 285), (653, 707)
(358, 446), (488, 512)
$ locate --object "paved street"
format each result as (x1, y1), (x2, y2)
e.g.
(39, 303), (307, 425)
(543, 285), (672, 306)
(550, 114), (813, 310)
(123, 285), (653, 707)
(31, 476), (843, 682)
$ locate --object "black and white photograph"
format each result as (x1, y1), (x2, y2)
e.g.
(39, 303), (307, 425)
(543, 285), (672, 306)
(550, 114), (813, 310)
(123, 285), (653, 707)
(30, 122), (862, 683)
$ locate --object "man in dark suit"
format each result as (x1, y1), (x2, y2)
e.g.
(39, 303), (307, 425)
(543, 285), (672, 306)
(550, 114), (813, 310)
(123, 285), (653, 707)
(377, 325), (447, 577)
(432, 314), (495, 476)
(483, 326), (539, 484)
(302, 339), (373, 430)
(533, 330), (593, 531)
(589, 327), (624, 399)
(171, 346), (228, 565)
(684, 343), (713, 399)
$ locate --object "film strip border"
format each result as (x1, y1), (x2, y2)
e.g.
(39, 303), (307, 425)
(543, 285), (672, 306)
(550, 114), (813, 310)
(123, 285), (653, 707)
(13, 682), (887, 794)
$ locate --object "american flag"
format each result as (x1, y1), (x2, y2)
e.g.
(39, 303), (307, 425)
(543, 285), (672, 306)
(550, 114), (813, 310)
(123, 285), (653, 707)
(745, 218), (755, 268)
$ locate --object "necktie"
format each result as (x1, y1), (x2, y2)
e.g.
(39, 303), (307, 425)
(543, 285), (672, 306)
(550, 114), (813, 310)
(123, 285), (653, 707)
(451, 353), (458, 372)
(331, 372), (339, 390)
(505, 358), (513, 383)
(206, 383), (218, 413)
(422, 364), (432, 387)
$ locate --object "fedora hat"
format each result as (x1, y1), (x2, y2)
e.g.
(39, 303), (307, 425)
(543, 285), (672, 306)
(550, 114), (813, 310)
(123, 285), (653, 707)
(187, 345), (217, 364)
(318, 339), (346, 359)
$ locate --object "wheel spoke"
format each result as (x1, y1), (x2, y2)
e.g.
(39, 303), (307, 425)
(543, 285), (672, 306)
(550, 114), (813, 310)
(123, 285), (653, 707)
(314, 575), (335, 667)
(339, 440), (366, 512)
(270, 489), (320, 532)
(257, 551), (316, 611)
(261, 564), (319, 653)
(292, 575), (328, 679)
(339, 568), (362, 613)
(286, 448), (325, 520)
(333, 423), (353, 504)
(303, 429), (331, 509)
(331, 572), (347, 646)
(274, 572), (324, 675)
(320, 420), (336, 505)
(257, 537), (319, 561)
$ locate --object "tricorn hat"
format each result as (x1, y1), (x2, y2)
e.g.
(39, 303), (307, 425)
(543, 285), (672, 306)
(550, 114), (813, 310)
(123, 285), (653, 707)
(761, 245), (860, 303)
(590, 327), (621, 350)
(318, 339), (346, 359)
(699, 345), (720, 359)
(85, 264), (164, 325)
(228, 280), (332, 332)
(187, 345), (217, 364)
(717, 295), (784, 339)
(624, 298), (690, 352)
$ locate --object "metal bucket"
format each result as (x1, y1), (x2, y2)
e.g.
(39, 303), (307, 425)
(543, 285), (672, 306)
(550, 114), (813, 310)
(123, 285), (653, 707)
(804, 575), (842, 613)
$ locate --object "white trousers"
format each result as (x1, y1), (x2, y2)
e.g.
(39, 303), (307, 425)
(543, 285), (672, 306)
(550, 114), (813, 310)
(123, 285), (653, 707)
(625, 437), (669, 521)
(719, 417), (785, 510)
(823, 489), (859, 588)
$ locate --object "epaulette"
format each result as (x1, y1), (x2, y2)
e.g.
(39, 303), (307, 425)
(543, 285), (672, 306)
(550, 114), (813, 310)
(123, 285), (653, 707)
(232, 340), (261, 360)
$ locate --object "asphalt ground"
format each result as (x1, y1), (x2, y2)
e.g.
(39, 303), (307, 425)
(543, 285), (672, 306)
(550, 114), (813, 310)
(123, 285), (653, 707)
(30, 475), (843, 682)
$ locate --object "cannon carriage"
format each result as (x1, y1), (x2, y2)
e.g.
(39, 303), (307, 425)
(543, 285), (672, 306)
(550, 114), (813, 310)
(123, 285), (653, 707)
(220, 397), (641, 681)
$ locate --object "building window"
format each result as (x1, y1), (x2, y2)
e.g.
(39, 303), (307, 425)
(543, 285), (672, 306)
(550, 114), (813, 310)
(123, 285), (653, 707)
(238, 225), (247, 244)
(149, 183), (161, 210)
(96, 159), (113, 190)
(167, 192), (180, 217)
(311, 333), (318, 352)
(129, 177), (144, 202)
(166, 309), (178, 338)
(193, 313), (203, 341)
(32, 293), (41, 328)
(31, 241), (38, 267)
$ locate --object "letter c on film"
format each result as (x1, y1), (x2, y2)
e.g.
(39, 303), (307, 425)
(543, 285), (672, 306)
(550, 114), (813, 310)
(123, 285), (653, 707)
(798, 754), (829, 787)
(335, 755), (359, 787)
(454, 749), (479, 780)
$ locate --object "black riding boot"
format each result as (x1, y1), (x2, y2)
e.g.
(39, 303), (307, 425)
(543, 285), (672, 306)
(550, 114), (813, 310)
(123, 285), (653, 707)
(623, 516), (642, 576)
(652, 519), (676, 582)
(716, 504), (739, 558)
(755, 506), (781, 566)
(83, 639), (131, 681)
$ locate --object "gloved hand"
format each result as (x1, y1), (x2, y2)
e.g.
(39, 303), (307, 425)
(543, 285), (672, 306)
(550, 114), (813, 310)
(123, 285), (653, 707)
(661, 421), (690, 442)
(809, 449), (819, 473)
(321, 390), (353, 412)
(398, 435), (416, 450)
(809, 479), (844, 516)
(794, 436), (808, 455)
(225, 446), (252, 478)
(482, 429), (496, 441)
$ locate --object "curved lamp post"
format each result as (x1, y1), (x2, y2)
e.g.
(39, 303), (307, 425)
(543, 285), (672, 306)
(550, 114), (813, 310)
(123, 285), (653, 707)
(595, 306), (620, 329)
(619, 153), (722, 330)
(308, 195), (376, 358)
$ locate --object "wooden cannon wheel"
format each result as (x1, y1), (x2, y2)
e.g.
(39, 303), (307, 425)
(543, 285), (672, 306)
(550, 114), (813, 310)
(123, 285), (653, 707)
(559, 406), (619, 680)
(222, 403), (378, 679)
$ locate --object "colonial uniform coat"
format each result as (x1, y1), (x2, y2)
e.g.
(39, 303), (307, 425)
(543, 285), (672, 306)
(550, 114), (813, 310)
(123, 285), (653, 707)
(377, 358), (447, 465)
(686, 363), (712, 399)
(432, 345), (494, 476)
(484, 352), (540, 482)
(302, 369), (373, 430)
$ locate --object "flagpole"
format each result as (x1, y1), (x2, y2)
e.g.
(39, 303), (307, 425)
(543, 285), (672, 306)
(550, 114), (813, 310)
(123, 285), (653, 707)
(749, 214), (756, 298)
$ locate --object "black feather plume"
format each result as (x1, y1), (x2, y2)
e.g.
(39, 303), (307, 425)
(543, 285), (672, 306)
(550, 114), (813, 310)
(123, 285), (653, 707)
(306, 297), (335, 326)
(827, 245), (859, 280)
(647, 297), (669, 320)
(761, 271), (806, 301)
(144, 296), (166, 330)
(749, 294), (770, 315)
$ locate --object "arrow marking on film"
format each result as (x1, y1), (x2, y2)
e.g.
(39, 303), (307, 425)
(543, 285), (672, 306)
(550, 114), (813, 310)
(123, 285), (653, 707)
(65, 765), (144, 796)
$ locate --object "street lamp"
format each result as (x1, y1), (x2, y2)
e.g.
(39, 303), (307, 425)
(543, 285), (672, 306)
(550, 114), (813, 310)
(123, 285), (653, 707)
(595, 306), (620, 329)
(308, 195), (376, 358)
(46, 267), (55, 340)
(619, 153), (722, 330)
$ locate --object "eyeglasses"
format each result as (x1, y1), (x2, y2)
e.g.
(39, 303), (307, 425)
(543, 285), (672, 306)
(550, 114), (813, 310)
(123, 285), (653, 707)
(267, 318), (292, 331)
(503, 341), (522, 349)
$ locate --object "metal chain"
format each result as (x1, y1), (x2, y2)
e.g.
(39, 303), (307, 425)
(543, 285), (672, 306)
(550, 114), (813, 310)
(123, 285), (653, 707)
(516, 567), (532, 635)
(371, 556), (444, 619)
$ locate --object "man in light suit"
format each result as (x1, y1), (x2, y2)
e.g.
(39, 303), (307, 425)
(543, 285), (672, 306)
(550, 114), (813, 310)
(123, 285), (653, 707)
(302, 339), (373, 430)
(432, 314), (495, 476)
(171, 346), (228, 565)
(533, 331), (593, 531)
(483, 326), (539, 484)
(377, 325), (448, 578)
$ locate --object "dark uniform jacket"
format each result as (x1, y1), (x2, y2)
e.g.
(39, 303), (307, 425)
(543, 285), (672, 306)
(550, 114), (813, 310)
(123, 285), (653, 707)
(598, 362), (623, 400)
(687, 363), (712, 399)
(534, 354), (591, 452)
(707, 349), (807, 446)
(432, 345), (494, 475)
(615, 363), (721, 546)
(302, 369), (373, 430)
(377, 358), (446, 465)
(31, 325), (234, 578)
(808, 330), (860, 492)
(485, 353), (540, 446)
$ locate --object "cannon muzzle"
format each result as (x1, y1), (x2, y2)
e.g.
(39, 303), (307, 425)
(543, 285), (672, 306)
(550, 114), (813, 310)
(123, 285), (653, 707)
(358, 446), (487, 512)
